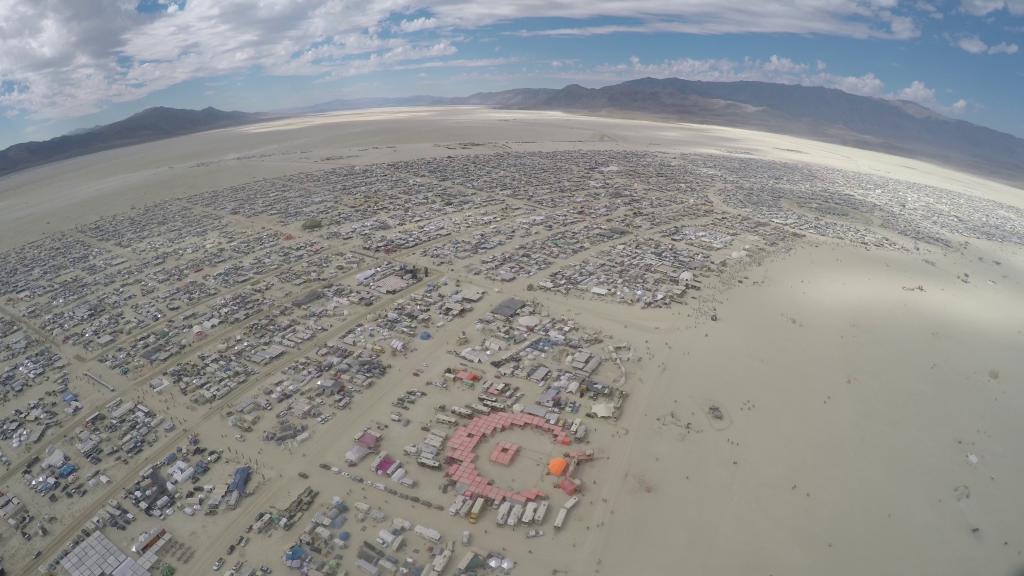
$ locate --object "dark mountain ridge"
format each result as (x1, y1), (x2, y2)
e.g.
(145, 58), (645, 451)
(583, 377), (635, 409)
(455, 78), (1024, 184)
(2, 80), (1021, 185)
(0, 106), (263, 177)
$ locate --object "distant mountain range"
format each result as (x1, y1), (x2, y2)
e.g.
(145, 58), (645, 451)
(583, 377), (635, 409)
(2, 79), (1022, 183)
(276, 95), (449, 115)
(0, 106), (263, 177)
(452, 78), (1024, 183)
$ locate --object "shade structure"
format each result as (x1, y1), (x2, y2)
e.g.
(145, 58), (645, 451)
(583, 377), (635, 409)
(547, 457), (568, 476)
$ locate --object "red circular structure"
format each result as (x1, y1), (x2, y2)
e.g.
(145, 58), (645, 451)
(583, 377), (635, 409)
(445, 412), (571, 503)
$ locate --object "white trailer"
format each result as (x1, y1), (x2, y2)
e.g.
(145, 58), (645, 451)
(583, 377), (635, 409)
(563, 495), (580, 510)
(496, 501), (511, 525)
(458, 498), (473, 517)
(522, 502), (537, 524)
(534, 500), (549, 525)
(469, 497), (486, 523)
(507, 504), (523, 527)
(417, 456), (440, 469)
(414, 524), (442, 544)
(553, 507), (568, 530)
(434, 414), (458, 427)
(449, 495), (466, 516)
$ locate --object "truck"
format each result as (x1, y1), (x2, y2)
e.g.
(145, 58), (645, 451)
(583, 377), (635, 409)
(534, 500), (549, 525)
(507, 504), (523, 527)
(553, 507), (568, 530)
(496, 501), (511, 525)
(480, 399), (507, 411)
(468, 497), (485, 524)
(417, 456), (440, 469)
(449, 495), (466, 516)
(434, 414), (457, 427)
(521, 501), (537, 525)
(458, 498), (473, 518)
(414, 524), (441, 544)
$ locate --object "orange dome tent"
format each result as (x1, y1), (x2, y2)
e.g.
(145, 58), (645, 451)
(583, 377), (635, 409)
(547, 457), (568, 477)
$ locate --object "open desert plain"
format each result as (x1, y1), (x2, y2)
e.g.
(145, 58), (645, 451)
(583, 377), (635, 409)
(1, 107), (1023, 576)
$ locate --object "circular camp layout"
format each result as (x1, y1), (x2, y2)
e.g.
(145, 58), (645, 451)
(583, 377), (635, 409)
(444, 412), (573, 503)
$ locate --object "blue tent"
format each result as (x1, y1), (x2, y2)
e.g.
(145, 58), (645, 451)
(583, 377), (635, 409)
(284, 545), (306, 561)
(419, 331), (432, 340)
(228, 466), (251, 493)
(338, 531), (350, 541)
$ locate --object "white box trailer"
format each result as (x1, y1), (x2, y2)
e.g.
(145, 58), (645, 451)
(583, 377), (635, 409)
(469, 497), (485, 523)
(507, 504), (523, 527)
(449, 495), (466, 516)
(434, 414), (457, 427)
(414, 524), (442, 544)
(417, 456), (440, 469)
(553, 507), (568, 529)
(522, 502), (537, 524)
(534, 500), (549, 525)
(563, 495), (580, 510)
(458, 498), (473, 517)
(496, 501), (511, 525)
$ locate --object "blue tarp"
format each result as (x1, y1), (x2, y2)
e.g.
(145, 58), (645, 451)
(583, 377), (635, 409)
(284, 545), (306, 561)
(228, 466), (251, 493)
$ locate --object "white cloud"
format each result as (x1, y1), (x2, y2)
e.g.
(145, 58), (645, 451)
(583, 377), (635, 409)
(580, 55), (888, 97)
(914, 1), (943, 18)
(460, 1), (921, 39)
(894, 80), (936, 104)
(988, 42), (1019, 54)
(960, 0), (1024, 15)
(957, 35), (990, 53)
(556, 56), (969, 116)
(397, 17), (438, 33)
(954, 35), (1020, 54)
(0, 0), (940, 121)
(762, 55), (809, 74)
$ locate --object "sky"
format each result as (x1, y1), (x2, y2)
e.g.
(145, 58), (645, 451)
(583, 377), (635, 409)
(0, 0), (1022, 148)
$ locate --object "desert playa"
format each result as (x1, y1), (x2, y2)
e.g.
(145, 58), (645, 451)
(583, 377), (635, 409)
(0, 108), (1022, 576)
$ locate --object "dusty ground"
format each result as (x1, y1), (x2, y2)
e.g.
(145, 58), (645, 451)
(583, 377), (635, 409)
(1, 107), (1023, 576)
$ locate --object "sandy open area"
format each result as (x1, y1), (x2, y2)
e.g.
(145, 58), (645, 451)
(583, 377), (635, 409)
(1, 107), (1023, 576)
